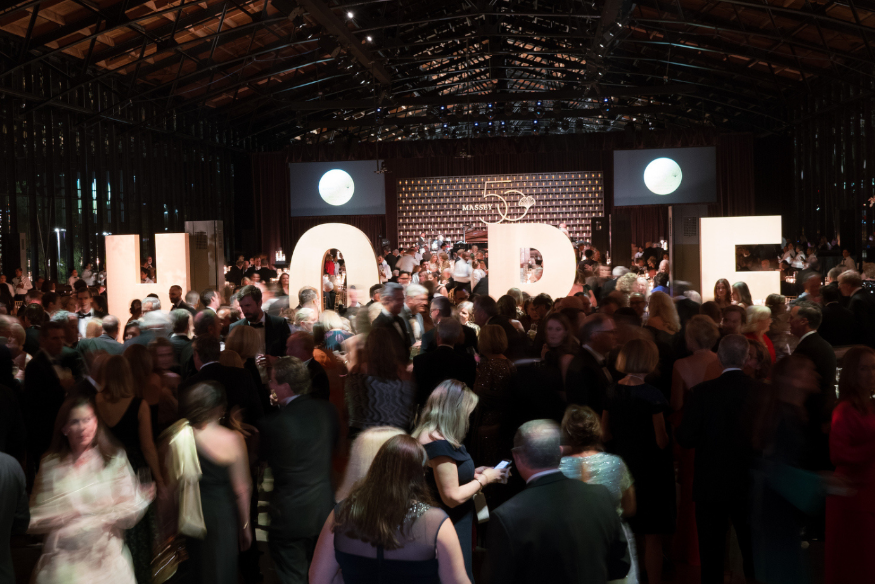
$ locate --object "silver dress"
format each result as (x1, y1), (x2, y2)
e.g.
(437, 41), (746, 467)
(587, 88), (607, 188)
(560, 453), (640, 584)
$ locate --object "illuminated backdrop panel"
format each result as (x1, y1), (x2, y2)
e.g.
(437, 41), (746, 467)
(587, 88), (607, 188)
(397, 172), (604, 248)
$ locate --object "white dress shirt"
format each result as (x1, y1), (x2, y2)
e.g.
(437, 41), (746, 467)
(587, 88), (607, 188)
(13, 276), (32, 296)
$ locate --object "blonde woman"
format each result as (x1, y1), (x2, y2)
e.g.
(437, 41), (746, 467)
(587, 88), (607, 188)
(414, 380), (508, 581)
(225, 324), (266, 389)
(319, 309), (352, 351)
(645, 291), (680, 335)
(335, 426), (406, 501)
(455, 301), (480, 335)
(744, 305), (776, 363)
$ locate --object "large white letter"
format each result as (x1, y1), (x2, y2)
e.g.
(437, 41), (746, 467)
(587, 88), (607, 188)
(288, 223), (380, 307)
(106, 233), (191, 339)
(700, 216), (781, 304)
(487, 223), (577, 300)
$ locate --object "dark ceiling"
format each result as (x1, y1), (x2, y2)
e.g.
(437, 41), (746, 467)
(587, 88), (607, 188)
(2, 0), (874, 149)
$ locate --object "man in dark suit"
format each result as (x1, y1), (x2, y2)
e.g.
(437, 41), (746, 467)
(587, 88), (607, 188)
(179, 336), (264, 427)
(482, 420), (629, 584)
(371, 283), (413, 347)
(421, 296), (477, 355)
(471, 274), (489, 296)
(229, 285), (291, 357)
(365, 283), (381, 307)
(23, 322), (72, 473)
(0, 451), (29, 583)
(168, 285), (196, 316)
(225, 259), (245, 287)
(472, 295), (526, 359)
(413, 318), (476, 406)
(0, 383), (25, 458)
(169, 309), (192, 362)
(838, 270), (875, 345)
(676, 335), (756, 584)
(179, 310), (221, 381)
(285, 331), (330, 400)
(790, 302), (838, 472)
(22, 303), (44, 357)
(818, 282), (864, 346)
(263, 357), (338, 584)
(77, 315), (124, 357)
(567, 314), (617, 414)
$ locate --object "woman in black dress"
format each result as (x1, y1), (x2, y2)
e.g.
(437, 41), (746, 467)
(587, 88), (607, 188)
(602, 338), (675, 584)
(413, 380), (509, 581)
(178, 381), (252, 584)
(309, 435), (470, 583)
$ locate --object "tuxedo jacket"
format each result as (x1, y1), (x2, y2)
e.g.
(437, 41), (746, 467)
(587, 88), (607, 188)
(482, 473), (629, 584)
(170, 334), (192, 362)
(676, 370), (756, 504)
(372, 311), (413, 347)
(179, 362), (265, 427)
(23, 352), (67, 465)
(412, 345), (476, 406)
(420, 323), (478, 355)
(229, 313), (291, 357)
(261, 395), (339, 539)
(77, 334), (125, 357)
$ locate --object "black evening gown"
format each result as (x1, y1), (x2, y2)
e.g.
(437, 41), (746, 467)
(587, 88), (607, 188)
(187, 452), (239, 584)
(423, 440), (475, 581)
(107, 397), (154, 584)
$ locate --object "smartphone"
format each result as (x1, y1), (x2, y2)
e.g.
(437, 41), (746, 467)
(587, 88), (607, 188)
(494, 460), (512, 470)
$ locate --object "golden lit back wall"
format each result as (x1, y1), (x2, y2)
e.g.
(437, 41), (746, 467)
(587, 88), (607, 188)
(397, 172), (604, 248)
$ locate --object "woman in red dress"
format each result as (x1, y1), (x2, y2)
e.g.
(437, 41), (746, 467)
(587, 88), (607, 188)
(826, 346), (875, 584)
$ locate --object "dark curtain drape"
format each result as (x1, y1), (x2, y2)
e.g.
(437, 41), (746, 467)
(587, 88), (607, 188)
(251, 128), (755, 255)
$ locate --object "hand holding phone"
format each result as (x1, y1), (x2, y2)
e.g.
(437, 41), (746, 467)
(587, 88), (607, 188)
(494, 460), (512, 470)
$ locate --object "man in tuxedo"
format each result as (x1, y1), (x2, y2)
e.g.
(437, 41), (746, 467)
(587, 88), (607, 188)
(200, 288), (221, 313)
(77, 315), (124, 356)
(404, 284), (428, 344)
(75, 288), (104, 339)
(22, 303), (44, 356)
(567, 314), (616, 414)
(229, 285), (290, 357)
(421, 296), (477, 354)
(178, 310), (220, 380)
(285, 332), (329, 401)
(225, 259), (245, 287)
(179, 336), (264, 427)
(23, 322), (72, 473)
(263, 357), (338, 584)
(371, 283), (413, 347)
(472, 295), (525, 359)
(482, 420), (629, 584)
(168, 285), (196, 316)
(676, 335), (756, 584)
(471, 274), (489, 296)
(790, 302), (838, 471)
(413, 318), (476, 406)
(818, 283), (864, 346)
(838, 270), (875, 345)
(0, 451), (30, 584)
(170, 309), (192, 362)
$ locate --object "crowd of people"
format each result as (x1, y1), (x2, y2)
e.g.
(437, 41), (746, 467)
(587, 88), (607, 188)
(1, 235), (874, 584)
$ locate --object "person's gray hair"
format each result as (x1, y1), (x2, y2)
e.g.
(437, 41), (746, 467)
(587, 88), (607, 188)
(612, 266), (630, 278)
(141, 310), (171, 336)
(435, 316), (462, 346)
(381, 282), (404, 303)
(838, 270), (862, 288)
(185, 291), (200, 306)
(142, 296), (161, 311)
(101, 314), (120, 336)
(717, 334), (749, 369)
(51, 310), (73, 324)
(405, 284), (427, 298)
(171, 309), (191, 334)
(294, 308), (316, 324)
(513, 419), (561, 470)
(795, 301), (823, 330)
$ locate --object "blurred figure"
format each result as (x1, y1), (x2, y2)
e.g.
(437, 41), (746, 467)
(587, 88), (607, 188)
(148, 337), (181, 424)
(309, 435), (470, 584)
(335, 426), (406, 502)
(745, 339), (772, 381)
(127, 299), (142, 325)
(176, 381), (252, 584)
(567, 314), (617, 414)
(560, 405), (639, 584)
(0, 450), (28, 583)
(826, 346), (875, 584)
(318, 310), (352, 351)
(744, 306), (776, 364)
(720, 305), (746, 337)
(470, 325), (516, 467)
(28, 395), (152, 584)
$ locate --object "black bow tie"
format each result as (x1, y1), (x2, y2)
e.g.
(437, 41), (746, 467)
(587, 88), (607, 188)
(77, 312), (89, 319)
(250, 322), (264, 329)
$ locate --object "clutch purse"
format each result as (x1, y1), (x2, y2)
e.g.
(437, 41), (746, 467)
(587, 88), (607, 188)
(163, 420), (207, 539)
(473, 492), (490, 523)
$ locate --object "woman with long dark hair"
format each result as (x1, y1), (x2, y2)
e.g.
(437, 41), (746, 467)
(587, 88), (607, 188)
(732, 281), (754, 308)
(713, 279), (732, 309)
(309, 435), (470, 583)
(28, 395), (152, 584)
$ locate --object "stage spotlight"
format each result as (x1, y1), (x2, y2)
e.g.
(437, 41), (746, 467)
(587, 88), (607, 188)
(366, 36), (373, 42)
(535, 100), (544, 117)
(347, 11), (354, 18)
(438, 105), (448, 122)
(486, 103), (495, 120)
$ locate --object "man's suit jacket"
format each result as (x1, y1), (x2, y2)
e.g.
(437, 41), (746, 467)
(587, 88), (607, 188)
(123, 329), (159, 349)
(472, 275), (489, 296)
(23, 351), (68, 465)
(23, 326), (40, 357)
(412, 345), (476, 405)
(793, 331), (838, 470)
(566, 347), (612, 414)
(170, 334), (192, 362)
(482, 472), (629, 584)
(179, 362), (264, 427)
(372, 311), (413, 347)
(846, 289), (875, 344)
(819, 303), (866, 346)
(225, 266), (244, 286)
(676, 370), (756, 504)
(0, 452), (29, 584)
(262, 395), (338, 539)
(420, 323), (478, 355)
(171, 301), (197, 317)
(77, 334), (125, 357)
(0, 384), (25, 458)
(307, 358), (330, 401)
(229, 313), (290, 357)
